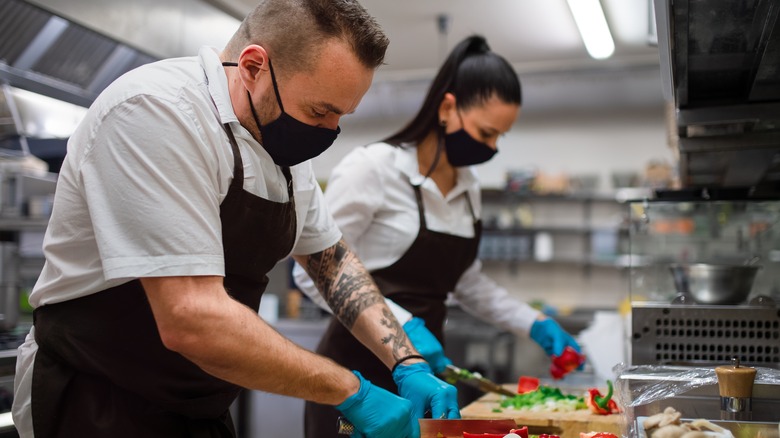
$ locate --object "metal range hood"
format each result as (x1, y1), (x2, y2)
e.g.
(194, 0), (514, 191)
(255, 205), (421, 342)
(654, 0), (780, 196)
(0, 0), (157, 109)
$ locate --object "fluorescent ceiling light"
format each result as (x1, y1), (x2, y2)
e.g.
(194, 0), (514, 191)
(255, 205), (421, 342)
(566, 0), (615, 59)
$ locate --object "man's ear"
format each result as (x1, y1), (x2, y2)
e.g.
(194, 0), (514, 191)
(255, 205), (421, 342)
(237, 45), (270, 87)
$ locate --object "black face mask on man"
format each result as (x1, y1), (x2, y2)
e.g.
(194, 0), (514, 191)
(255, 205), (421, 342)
(442, 113), (497, 167)
(223, 60), (340, 167)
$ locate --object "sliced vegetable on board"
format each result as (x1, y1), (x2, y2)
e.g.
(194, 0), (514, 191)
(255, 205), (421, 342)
(500, 385), (586, 412)
(516, 376), (540, 394)
(585, 380), (619, 415)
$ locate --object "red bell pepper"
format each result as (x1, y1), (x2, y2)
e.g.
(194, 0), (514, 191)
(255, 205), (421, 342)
(517, 376), (540, 394)
(462, 426), (528, 438)
(580, 433), (618, 438)
(585, 380), (619, 415)
(549, 346), (585, 380)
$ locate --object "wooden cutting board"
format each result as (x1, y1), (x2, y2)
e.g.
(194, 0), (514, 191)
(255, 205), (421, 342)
(460, 385), (624, 438)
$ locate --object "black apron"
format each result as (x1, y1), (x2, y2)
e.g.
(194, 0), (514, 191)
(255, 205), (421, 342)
(31, 125), (297, 437)
(305, 183), (481, 438)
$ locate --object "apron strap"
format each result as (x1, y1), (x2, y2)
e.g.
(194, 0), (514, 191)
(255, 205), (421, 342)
(410, 184), (428, 230)
(411, 184), (479, 230)
(223, 123), (244, 191)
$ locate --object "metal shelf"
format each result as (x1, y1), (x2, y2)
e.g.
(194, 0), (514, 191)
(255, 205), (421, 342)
(0, 217), (48, 231)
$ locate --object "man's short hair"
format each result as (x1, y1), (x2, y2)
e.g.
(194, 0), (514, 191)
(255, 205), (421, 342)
(224, 0), (389, 75)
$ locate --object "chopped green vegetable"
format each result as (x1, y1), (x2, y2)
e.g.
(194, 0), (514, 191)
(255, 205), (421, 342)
(499, 385), (586, 412)
(444, 367), (475, 385)
(459, 369), (474, 378)
(491, 408), (503, 413)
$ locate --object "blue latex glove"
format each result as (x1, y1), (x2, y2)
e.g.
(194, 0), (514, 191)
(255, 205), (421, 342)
(336, 371), (417, 438)
(530, 318), (582, 357)
(392, 361), (460, 420)
(403, 317), (452, 374)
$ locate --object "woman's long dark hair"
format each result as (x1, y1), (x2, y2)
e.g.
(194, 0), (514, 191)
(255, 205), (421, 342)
(383, 35), (522, 147)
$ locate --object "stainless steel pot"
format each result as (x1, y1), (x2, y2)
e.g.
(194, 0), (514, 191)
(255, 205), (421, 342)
(669, 263), (760, 305)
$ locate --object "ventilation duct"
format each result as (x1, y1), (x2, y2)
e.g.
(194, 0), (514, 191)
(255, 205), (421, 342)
(0, 0), (157, 108)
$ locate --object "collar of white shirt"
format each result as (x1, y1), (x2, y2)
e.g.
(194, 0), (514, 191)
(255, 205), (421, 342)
(199, 46), (239, 126)
(393, 142), (479, 201)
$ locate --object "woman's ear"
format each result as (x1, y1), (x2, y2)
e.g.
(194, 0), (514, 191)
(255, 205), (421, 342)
(437, 92), (457, 126)
(237, 45), (270, 87)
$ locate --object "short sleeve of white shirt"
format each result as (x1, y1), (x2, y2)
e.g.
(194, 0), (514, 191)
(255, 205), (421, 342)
(82, 94), (226, 280)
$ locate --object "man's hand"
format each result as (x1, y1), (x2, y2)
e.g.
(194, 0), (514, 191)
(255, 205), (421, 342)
(403, 317), (452, 374)
(529, 318), (581, 357)
(392, 362), (460, 420)
(336, 371), (418, 438)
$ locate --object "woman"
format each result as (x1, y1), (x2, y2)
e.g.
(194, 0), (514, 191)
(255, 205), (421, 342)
(294, 35), (581, 437)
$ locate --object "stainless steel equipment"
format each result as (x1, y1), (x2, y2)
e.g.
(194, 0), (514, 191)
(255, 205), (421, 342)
(629, 198), (780, 368)
(669, 263), (760, 305)
(654, 0), (780, 192)
(623, 197), (780, 435)
(0, 243), (18, 332)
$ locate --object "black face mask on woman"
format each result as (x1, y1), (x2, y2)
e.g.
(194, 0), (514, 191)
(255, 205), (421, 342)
(223, 60), (340, 167)
(443, 114), (497, 167)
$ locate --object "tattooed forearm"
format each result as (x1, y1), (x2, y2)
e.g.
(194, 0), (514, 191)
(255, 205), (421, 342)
(304, 239), (383, 329)
(379, 307), (415, 360)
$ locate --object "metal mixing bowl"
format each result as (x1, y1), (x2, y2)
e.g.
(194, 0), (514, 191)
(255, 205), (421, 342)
(669, 263), (760, 305)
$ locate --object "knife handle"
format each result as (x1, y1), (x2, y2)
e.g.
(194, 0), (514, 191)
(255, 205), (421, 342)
(337, 416), (354, 435)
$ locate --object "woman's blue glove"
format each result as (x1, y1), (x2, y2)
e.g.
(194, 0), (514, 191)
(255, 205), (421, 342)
(403, 317), (452, 374)
(336, 371), (418, 438)
(529, 318), (582, 357)
(392, 361), (460, 420)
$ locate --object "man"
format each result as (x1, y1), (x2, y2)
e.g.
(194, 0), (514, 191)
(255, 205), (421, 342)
(12, 0), (458, 436)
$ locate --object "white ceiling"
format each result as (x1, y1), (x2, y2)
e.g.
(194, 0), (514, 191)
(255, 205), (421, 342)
(23, 0), (666, 118)
(214, 0), (660, 80)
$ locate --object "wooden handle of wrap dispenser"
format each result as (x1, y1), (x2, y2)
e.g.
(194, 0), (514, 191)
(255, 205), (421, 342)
(715, 360), (757, 398)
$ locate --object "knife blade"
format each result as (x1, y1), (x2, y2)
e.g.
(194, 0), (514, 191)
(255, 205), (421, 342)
(419, 418), (518, 437)
(441, 364), (516, 397)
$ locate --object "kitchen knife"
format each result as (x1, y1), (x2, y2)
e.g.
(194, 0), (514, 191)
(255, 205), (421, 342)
(337, 417), (518, 436)
(441, 364), (517, 397)
(419, 418), (518, 437)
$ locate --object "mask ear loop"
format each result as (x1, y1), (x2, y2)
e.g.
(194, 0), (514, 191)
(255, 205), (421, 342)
(265, 58), (286, 112)
(422, 121), (446, 179)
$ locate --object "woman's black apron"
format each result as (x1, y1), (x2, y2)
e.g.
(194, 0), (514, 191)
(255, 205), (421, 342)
(305, 183), (481, 438)
(30, 125), (297, 437)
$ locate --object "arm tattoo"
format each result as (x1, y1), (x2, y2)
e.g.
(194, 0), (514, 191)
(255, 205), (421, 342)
(379, 307), (415, 360)
(304, 239), (383, 329)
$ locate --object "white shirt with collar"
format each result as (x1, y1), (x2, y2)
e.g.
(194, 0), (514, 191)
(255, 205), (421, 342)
(293, 142), (540, 337)
(13, 46), (341, 435)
